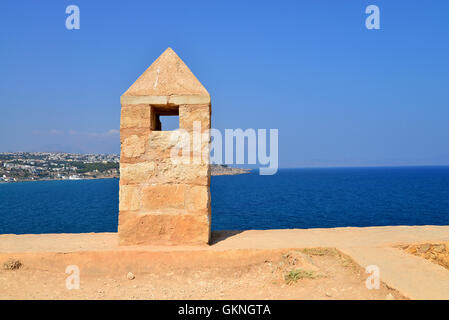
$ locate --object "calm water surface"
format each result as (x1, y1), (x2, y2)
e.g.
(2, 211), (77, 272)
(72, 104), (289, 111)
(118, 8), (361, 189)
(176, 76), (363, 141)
(1, 167), (449, 234)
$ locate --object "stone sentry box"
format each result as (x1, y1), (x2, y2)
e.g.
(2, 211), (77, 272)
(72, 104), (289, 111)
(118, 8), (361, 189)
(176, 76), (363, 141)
(118, 48), (211, 246)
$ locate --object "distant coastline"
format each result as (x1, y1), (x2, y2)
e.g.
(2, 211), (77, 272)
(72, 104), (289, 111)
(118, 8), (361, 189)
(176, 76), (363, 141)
(0, 165), (251, 183)
(0, 175), (120, 183)
(0, 152), (119, 183)
(0, 153), (244, 182)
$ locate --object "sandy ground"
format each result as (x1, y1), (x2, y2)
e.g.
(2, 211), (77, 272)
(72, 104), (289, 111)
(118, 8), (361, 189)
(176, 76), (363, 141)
(0, 248), (404, 300)
(1, 226), (449, 299)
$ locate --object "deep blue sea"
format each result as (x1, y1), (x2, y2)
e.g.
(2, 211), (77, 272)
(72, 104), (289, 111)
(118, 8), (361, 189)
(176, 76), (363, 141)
(1, 167), (449, 234)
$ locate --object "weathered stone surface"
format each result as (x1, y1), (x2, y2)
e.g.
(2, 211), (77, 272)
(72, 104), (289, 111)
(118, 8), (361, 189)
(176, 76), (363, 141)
(141, 184), (186, 212)
(121, 134), (147, 159)
(120, 162), (155, 185)
(145, 131), (179, 160)
(179, 104), (211, 132)
(186, 186), (210, 213)
(151, 161), (210, 186)
(120, 105), (151, 129)
(119, 185), (141, 212)
(120, 95), (211, 105)
(122, 48), (210, 98)
(119, 48), (211, 246)
(118, 213), (210, 246)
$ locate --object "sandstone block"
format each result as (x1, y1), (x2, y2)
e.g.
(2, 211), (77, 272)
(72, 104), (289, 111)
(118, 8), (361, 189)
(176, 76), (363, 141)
(119, 185), (141, 211)
(186, 186), (210, 213)
(118, 213), (210, 246)
(120, 162), (155, 185)
(144, 131), (179, 160)
(149, 161), (210, 186)
(179, 104), (211, 132)
(122, 48), (210, 98)
(168, 95), (210, 105)
(141, 184), (186, 212)
(120, 104), (151, 129)
(121, 134), (147, 159)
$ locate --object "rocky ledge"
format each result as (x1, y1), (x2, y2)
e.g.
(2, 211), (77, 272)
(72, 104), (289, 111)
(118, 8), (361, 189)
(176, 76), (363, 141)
(210, 165), (251, 176)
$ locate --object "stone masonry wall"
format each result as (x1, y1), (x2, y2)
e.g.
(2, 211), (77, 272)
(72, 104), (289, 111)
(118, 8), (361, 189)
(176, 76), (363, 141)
(118, 104), (211, 246)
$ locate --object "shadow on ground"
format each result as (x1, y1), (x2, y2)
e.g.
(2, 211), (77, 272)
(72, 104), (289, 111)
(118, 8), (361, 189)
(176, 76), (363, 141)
(210, 230), (244, 245)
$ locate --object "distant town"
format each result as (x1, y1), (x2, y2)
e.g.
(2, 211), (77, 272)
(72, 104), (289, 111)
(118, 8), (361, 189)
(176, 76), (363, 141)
(0, 152), (119, 182)
(0, 152), (251, 183)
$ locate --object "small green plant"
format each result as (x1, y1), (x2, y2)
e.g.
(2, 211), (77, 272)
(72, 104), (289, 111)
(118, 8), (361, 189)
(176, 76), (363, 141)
(284, 269), (319, 283)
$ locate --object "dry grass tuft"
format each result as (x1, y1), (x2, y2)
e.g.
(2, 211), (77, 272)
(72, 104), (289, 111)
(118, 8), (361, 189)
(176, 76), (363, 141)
(401, 242), (449, 270)
(284, 269), (321, 283)
(3, 259), (22, 270)
(301, 248), (337, 256)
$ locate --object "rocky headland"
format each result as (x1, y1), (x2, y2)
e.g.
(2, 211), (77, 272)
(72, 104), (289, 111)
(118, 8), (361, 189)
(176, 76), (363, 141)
(210, 164), (251, 176)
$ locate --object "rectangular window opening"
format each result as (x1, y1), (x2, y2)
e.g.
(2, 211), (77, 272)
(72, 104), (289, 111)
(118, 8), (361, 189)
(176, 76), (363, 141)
(151, 106), (179, 131)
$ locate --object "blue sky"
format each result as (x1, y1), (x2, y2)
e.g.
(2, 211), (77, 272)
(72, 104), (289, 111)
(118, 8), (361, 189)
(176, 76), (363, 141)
(0, 1), (448, 167)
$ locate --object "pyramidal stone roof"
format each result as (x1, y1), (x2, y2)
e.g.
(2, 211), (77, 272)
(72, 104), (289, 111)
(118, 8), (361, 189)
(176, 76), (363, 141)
(121, 48), (210, 105)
